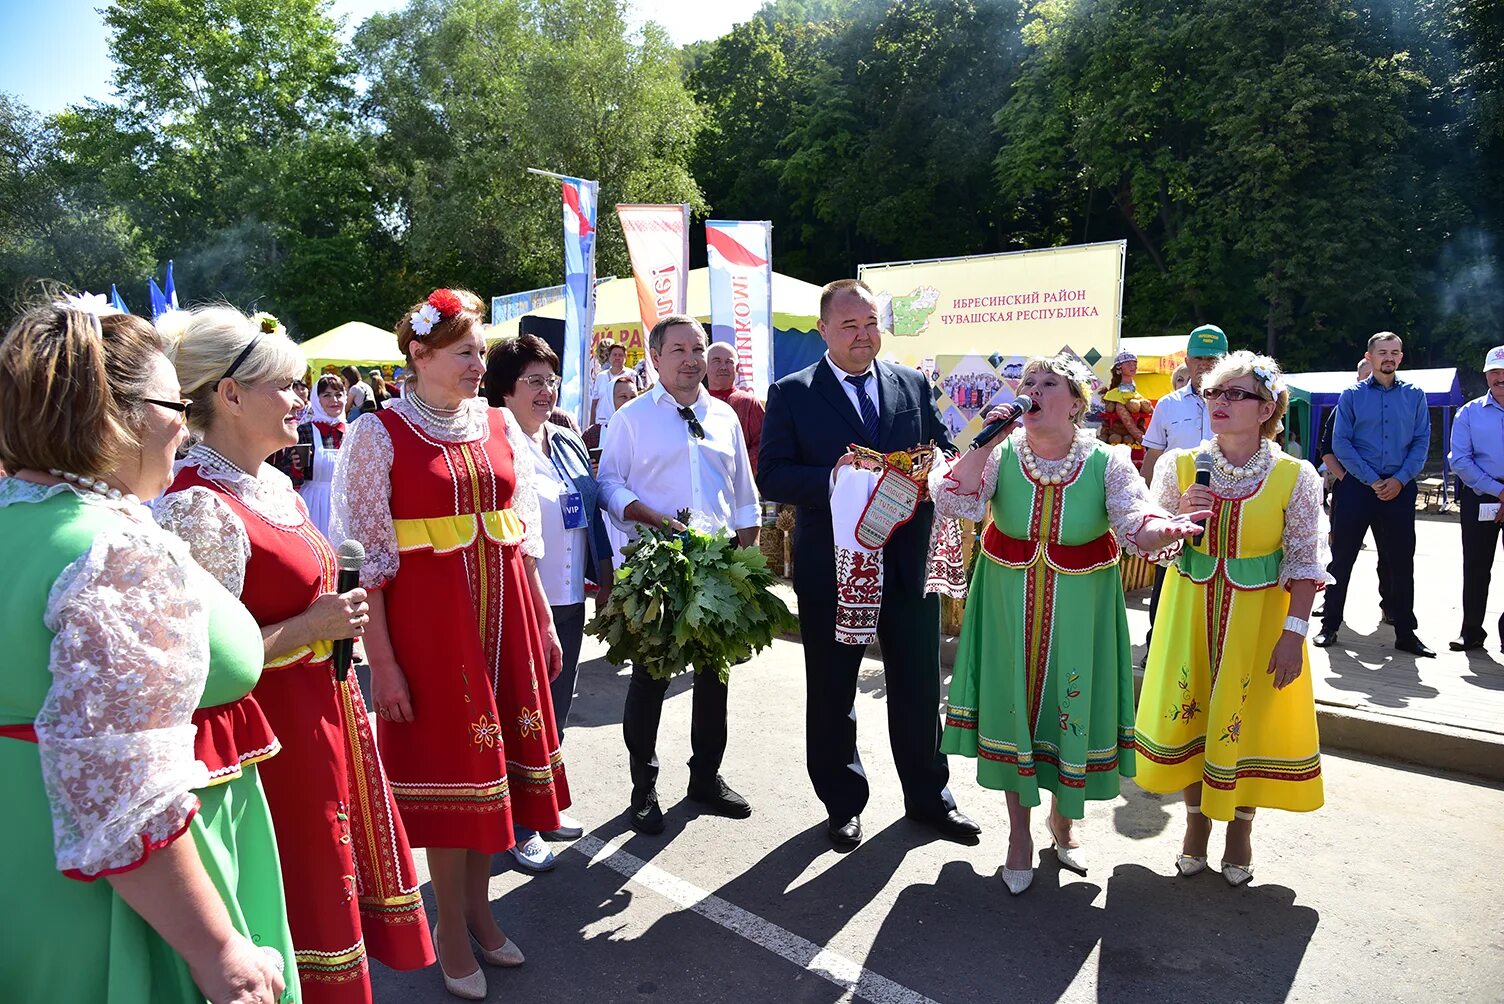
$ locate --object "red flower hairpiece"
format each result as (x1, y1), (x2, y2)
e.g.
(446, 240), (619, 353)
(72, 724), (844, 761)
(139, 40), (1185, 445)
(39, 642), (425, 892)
(427, 289), (464, 319)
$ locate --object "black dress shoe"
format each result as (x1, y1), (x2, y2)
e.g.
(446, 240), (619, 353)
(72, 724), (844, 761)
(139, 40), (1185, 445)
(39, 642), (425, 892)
(828, 816), (862, 848)
(686, 775), (752, 819)
(1449, 636), (1485, 652)
(1312, 630), (1339, 648)
(629, 793), (664, 835)
(1396, 637), (1436, 658)
(906, 808), (982, 841)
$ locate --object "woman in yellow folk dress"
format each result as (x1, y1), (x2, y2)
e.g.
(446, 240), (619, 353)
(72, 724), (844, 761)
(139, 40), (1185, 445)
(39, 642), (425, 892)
(1135, 351), (1327, 887)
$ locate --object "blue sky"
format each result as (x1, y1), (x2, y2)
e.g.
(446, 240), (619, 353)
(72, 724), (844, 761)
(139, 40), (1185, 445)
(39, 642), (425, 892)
(0, 0), (764, 115)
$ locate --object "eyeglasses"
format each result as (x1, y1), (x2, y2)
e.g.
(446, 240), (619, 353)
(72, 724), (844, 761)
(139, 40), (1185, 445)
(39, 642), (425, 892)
(1204, 387), (1264, 403)
(520, 374), (562, 392)
(677, 405), (706, 440)
(145, 397), (193, 420)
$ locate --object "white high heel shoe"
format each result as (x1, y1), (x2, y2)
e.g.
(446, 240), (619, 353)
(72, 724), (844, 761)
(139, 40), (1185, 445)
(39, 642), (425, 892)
(1176, 803), (1208, 877)
(1001, 866), (1034, 895)
(1221, 808), (1255, 887)
(433, 925), (486, 1000)
(1047, 814), (1087, 875)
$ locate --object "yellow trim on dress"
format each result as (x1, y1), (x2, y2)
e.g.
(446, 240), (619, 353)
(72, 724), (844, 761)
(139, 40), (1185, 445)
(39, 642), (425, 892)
(393, 509), (525, 554)
(264, 638), (334, 670)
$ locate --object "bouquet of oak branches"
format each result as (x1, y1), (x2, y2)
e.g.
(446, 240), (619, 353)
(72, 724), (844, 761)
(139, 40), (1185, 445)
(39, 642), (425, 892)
(586, 511), (796, 683)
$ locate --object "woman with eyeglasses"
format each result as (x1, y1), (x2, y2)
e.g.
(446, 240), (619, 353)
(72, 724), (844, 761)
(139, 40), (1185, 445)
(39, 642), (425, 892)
(0, 300), (294, 1003)
(483, 334), (612, 872)
(155, 307), (434, 1002)
(1135, 351), (1327, 887)
(332, 289), (570, 1001)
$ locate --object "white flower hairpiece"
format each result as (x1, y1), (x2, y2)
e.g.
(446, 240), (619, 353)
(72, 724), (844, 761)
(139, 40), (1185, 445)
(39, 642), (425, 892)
(410, 303), (441, 337)
(57, 292), (123, 318)
(1251, 363), (1283, 396)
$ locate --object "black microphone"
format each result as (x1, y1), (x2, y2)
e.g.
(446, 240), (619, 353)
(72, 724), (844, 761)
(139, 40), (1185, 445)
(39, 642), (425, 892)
(971, 395), (1038, 449)
(1192, 452), (1214, 546)
(332, 539), (365, 682)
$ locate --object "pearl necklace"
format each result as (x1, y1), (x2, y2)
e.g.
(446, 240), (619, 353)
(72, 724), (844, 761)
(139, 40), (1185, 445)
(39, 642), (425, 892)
(1209, 437), (1272, 480)
(1017, 432), (1089, 485)
(406, 388), (461, 422)
(48, 469), (139, 504)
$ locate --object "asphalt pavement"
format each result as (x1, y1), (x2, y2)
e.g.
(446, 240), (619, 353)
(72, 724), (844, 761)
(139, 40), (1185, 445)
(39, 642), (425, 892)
(365, 629), (1504, 1004)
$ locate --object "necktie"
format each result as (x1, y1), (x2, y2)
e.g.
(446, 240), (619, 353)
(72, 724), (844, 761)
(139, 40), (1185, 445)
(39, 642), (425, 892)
(845, 373), (879, 444)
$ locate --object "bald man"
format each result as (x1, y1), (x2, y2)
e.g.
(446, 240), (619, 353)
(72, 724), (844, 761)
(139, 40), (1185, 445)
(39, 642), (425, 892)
(706, 341), (766, 474)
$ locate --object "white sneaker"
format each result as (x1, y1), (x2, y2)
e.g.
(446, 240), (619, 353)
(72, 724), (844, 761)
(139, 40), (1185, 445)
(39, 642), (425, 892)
(543, 813), (585, 841)
(508, 834), (556, 872)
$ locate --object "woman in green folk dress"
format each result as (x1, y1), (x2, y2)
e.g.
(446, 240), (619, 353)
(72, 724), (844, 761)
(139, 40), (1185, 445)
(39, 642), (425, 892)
(930, 354), (1206, 895)
(0, 300), (296, 1003)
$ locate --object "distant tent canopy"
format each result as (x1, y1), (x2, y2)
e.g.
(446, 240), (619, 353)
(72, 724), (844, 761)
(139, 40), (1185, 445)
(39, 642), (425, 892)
(484, 267), (826, 381)
(300, 322), (406, 376)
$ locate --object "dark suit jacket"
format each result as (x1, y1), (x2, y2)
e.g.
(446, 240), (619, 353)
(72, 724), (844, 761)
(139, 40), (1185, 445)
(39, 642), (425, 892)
(757, 357), (955, 599)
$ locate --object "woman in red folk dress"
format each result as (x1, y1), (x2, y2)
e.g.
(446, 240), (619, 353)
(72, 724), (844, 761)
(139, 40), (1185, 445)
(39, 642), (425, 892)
(155, 307), (434, 1003)
(332, 289), (570, 1002)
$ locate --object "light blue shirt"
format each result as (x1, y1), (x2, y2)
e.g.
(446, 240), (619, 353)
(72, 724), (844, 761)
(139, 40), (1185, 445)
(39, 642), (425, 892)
(1449, 393), (1504, 497)
(1332, 376), (1430, 486)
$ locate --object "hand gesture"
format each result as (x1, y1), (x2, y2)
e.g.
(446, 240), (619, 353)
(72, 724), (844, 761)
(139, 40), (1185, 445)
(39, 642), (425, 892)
(1149, 511), (1214, 541)
(1179, 485), (1215, 516)
(1267, 631), (1305, 689)
(191, 935), (286, 1004)
(305, 589), (369, 641)
(1372, 477), (1402, 502)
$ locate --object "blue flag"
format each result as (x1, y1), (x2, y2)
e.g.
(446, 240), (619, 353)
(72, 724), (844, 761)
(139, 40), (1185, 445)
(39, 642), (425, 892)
(165, 259), (179, 310)
(109, 284), (128, 314)
(148, 278), (168, 320)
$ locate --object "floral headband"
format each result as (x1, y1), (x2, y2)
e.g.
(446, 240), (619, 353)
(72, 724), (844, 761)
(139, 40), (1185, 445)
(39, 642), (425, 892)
(250, 311), (284, 336)
(57, 292), (124, 318)
(411, 289), (465, 337)
(1251, 362), (1284, 397)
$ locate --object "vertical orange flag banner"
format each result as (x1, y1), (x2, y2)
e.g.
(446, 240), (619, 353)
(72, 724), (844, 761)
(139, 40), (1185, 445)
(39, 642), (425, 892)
(616, 204), (691, 384)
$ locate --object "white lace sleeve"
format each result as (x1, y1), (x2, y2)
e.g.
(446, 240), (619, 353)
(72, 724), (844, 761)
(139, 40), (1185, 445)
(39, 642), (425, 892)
(153, 486), (251, 597)
(1150, 449), (1187, 514)
(39, 523), (212, 877)
(502, 407), (545, 560)
(927, 445), (1002, 523)
(331, 414), (398, 589)
(1280, 461), (1333, 588)
(1106, 447), (1181, 561)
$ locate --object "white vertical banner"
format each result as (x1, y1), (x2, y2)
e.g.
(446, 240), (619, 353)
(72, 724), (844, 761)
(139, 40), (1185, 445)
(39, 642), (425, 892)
(561, 176), (599, 425)
(706, 220), (773, 397)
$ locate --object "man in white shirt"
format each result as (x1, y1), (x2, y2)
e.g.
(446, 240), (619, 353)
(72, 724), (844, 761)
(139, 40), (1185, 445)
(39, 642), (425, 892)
(589, 340), (630, 427)
(1138, 324), (1226, 659)
(598, 314), (760, 835)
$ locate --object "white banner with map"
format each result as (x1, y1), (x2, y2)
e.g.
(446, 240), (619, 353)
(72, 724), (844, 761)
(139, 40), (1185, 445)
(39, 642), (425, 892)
(859, 241), (1125, 447)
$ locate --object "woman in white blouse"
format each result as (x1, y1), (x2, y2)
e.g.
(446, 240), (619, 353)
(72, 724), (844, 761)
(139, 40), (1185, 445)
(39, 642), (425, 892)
(486, 335), (613, 872)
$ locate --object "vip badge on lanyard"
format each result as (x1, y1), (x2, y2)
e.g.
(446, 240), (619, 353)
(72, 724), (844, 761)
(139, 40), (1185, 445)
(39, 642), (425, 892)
(549, 437), (589, 530)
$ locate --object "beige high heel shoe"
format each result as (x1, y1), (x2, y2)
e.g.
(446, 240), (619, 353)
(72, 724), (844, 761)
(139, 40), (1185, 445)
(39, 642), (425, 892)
(433, 924), (486, 1000)
(1046, 812), (1087, 875)
(1221, 808), (1255, 887)
(1176, 803), (1208, 877)
(470, 927), (525, 967)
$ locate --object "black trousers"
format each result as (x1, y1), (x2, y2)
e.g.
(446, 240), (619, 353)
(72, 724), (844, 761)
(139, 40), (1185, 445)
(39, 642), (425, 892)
(622, 663), (728, 805)
(1322, 475), (1418, 638)
(797, 587), (955, 823)
(549, 602), (586, 737)
(1458, 484), (1504, 644)
(1325, 478), (1396, 623)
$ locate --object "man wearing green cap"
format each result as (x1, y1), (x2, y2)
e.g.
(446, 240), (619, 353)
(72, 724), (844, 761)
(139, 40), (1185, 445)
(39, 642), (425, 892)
(1138, 324), (1227, 658)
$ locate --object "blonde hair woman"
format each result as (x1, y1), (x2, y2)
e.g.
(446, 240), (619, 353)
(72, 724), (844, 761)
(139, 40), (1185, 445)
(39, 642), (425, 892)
(930, 354), (1207, 895)
(1135, 350), (1328, 887)
(156, 306), (434, 999)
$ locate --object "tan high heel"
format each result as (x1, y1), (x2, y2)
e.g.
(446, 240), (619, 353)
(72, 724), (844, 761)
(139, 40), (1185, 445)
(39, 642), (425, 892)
(1176, 803), (1208, 877)
(433, 924), (486, 1000)
(470, 927), (525, 967)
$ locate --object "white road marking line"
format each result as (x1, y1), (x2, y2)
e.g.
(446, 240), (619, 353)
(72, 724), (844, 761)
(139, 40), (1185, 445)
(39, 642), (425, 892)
(571, 834), (940, 1004)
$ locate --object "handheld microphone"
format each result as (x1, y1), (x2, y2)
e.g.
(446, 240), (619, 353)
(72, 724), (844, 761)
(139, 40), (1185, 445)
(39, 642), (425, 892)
(971, 396), (1038, 449)
(1192, 453), (1214, 546)
(332, 539), (365, 682)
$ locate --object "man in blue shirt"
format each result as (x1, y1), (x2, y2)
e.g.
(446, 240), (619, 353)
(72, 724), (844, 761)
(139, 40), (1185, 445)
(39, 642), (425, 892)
(1446, 345), (1504, 651)
(1314, 332), (1435, 656)
(1317, 359), (1393, 626)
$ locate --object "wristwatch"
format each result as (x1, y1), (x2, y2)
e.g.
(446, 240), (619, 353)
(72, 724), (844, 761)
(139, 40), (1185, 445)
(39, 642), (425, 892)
(1283, 616), (1310, 637)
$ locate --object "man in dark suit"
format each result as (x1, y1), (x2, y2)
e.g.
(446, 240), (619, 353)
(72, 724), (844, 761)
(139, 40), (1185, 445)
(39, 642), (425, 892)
(758, 278), (980, 848)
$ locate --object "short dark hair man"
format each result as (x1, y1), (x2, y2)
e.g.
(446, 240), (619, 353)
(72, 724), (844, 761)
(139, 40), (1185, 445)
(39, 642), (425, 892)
(1314, 333), (1434, 656)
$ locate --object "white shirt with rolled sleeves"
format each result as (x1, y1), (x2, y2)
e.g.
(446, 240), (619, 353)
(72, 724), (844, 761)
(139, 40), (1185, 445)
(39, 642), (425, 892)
(1142, 384), (1212, 452)
(597, 382), (761, 539)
